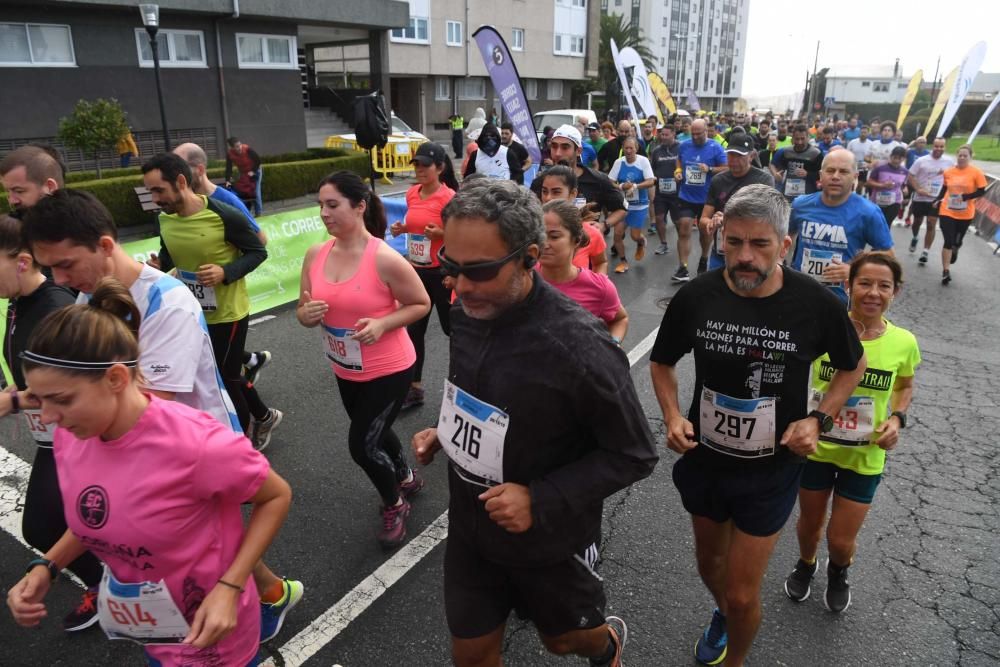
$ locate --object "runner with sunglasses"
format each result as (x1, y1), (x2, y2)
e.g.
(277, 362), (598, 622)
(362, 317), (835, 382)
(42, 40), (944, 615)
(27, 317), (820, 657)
(412, 179), (657, 667)
(298, 171), (430, 548)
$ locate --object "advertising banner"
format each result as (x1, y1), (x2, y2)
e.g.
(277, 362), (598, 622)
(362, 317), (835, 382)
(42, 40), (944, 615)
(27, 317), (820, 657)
(610, 38), (641, 124)
(472, 26), (542, 164)
(967, 94), (1000, 144)
(618, 47), (660, 122)
(896, 69), (923, 129)
(648, 72), (677, 115)
(937, 41), (988, 138)
(926, 67), (958, 138)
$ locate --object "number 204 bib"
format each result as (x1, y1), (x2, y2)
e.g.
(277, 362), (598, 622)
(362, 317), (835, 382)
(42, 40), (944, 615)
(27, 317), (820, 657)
(439, 380), (508, 487)
(699, 388), (776, 458)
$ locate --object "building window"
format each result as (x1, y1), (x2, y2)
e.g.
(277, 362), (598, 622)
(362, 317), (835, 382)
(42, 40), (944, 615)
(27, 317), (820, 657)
(616, 0), (622, 5)
(873, 82), (889, 92)
(572, 0), (586, 6)
(524, 78), (538, 99)
(458, 77), (486, 100)
(553, 33), (584, 56)
(861, 81), (871, 87)
(435, 76), (451, 100)
(602, 0), (608, 8)
(390, 17), (430, 43)
(660, 56), (665, 66)
(547, 79), (564, 100)
(236, 33), (296, 69)
(512, 28), (524, 51)
(897, 82), (908, 88)
(0, 22), (75, 66)
(663, 18), (668, 26)
(446, 20), (463, 46)
(661, 37), (666, 46)
(135, 29), (206, 67)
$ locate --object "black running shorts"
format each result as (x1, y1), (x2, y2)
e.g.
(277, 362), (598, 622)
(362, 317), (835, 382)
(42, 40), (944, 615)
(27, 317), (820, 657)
(672, 454), (802, 537)
(444, 532), (607, 639)
(910, 200), (938, 218)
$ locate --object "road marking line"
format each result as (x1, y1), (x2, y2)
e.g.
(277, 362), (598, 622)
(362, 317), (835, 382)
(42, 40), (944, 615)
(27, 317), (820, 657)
(249, 315), (277, 326)
(265, 326), (660, 665)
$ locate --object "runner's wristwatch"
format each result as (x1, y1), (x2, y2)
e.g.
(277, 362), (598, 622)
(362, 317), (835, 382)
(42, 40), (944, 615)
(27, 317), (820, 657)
(890, 411), (907, 429)
(26, 558), (60, 581)
(807, 410), (834, 433)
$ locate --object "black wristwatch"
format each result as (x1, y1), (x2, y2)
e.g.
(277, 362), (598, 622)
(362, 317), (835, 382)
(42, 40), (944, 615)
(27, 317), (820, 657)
(26, 558), (60, 581)
(808, 410), (834, 433)
(891, 411), (907, 429)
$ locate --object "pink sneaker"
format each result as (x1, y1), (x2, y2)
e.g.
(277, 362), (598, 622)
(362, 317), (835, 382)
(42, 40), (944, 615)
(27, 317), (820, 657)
(378, 499), (411, 549)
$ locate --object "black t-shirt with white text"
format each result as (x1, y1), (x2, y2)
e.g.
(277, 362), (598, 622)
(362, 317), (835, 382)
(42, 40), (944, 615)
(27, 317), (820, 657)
(650, 143), (681, 198)
(650, 269), (863, 468)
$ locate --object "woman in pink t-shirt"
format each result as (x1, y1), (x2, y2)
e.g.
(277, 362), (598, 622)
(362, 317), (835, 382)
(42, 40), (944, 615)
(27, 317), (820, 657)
(6, 278), (291, 667)
(389, 142), (459, 410)
(538, 200), (629, 345)
(298, 171), (430, 549)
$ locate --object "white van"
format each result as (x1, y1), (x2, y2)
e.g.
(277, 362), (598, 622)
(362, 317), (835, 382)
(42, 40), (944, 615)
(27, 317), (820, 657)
(533, 109), (598, 132)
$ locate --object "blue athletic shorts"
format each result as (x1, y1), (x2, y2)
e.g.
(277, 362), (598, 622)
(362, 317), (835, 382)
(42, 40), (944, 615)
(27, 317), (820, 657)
(799, 458), (882, 504)
(624, 206), (649, 228)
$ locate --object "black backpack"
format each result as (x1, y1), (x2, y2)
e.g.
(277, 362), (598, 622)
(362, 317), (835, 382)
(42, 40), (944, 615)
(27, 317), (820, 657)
(353, 91), (390, 150)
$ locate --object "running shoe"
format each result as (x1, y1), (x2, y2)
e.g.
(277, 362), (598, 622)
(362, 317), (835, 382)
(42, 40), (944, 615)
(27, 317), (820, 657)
(260, 578), (305, 643)
(671, 266), (691, 282)
(595, 615), (628, 667)
(909, 237), (918, 252)
(784, 558), (818, 602)
(694, 608), (728, 665)
(635, 240), (646, 262)
(824, 560), (851, 613)
(950, 246), (959, 264)
(378, 499), (411, 549)
(941, 270), (951, 285)
(244, 350), (272, 386)
(614, 261), (629, 274)
(400, 385), (425, 411)
(610, 246), (619, 257)
(63, 586), (99, 632)
(654, 243), (670, 255)
(398, 469), (425, 499)
(250, 408), (283, 451)
(647, 225), (657, 235)
(918, 251), (928, 265)
(697, 257), (708, 275)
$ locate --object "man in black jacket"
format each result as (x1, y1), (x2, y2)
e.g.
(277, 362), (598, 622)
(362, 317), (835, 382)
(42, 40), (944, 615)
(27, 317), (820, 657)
(412, 179), (657, 667)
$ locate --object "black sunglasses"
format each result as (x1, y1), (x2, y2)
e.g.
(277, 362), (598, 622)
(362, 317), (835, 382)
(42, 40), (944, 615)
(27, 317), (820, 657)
(437, 244), (529, 282)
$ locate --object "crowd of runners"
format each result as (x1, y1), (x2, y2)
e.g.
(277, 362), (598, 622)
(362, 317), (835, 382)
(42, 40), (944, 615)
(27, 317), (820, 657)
(0, 102), (989, 666)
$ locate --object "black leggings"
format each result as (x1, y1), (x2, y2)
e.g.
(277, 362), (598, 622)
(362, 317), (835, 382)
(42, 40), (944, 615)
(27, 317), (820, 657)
(878, 204), (900, 228)
(23, 447), (103, 587)
(407, 267), (452, 383)
(335, 366), (414, 506)
(207, 317), (269, 431)
(939, 216), (971, 251)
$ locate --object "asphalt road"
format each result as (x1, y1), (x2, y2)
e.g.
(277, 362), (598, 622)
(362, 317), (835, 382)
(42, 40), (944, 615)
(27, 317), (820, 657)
(1, 219), (998, 666)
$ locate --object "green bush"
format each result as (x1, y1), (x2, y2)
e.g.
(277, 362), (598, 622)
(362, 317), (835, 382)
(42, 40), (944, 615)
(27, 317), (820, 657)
(0, 152), (371, 226)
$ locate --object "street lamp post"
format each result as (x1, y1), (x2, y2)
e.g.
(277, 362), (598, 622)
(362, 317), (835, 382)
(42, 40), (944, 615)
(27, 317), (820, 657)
(139, 3), (171, 151)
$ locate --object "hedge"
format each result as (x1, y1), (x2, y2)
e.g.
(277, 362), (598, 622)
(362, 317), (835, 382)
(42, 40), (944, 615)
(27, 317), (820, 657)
(0, 152), (371, 226)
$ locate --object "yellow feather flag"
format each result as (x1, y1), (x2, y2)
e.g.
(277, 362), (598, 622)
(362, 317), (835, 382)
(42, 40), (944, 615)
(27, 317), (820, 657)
(896, 69), (923, 129)
(648, 73), (677, 117)
(925, 67), (957, 137)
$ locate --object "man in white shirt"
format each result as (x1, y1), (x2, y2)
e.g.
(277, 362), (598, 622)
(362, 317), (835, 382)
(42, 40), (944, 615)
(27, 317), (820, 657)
(846, 125), (872, 194)
(906, 137), (955, 264)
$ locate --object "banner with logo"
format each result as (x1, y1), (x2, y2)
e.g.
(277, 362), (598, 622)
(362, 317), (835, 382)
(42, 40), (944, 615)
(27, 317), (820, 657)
(472, 26), (541, 164)
(610, 38), (641, 125)
(618, 47), (660, 123)
(937, 41), (988, 138)
(925, 67), (958, 138)
(896, 69), (923, 129)
(967, 94), (1000, 144)
(648, 72), (677, 115)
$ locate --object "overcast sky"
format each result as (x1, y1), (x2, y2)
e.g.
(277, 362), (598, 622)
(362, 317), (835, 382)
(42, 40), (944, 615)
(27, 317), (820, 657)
(743, 0), (1000, 98)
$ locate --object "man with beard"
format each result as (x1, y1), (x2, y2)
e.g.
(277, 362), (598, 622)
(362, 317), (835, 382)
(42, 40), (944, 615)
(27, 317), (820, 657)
(598, 120), (634, 173)
(650, 183), (865, 667)
(0, 145), (65, 212)
(463, 123), (524, 184)
(413, 179), (657, 667)
(788, 150), (894, 306)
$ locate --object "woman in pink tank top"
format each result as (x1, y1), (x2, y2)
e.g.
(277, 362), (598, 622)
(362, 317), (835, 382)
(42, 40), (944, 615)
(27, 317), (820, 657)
(297, 171), (430, 549)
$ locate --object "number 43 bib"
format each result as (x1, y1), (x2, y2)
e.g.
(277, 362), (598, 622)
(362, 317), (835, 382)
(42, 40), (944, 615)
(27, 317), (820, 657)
(700, 388), (776, 458)
(439, 380), (508, 487)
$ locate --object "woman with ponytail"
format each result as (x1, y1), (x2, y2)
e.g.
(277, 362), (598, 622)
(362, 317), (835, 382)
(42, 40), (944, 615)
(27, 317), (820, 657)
(6, 277), (292, 667)
(298, 171), (430, 549)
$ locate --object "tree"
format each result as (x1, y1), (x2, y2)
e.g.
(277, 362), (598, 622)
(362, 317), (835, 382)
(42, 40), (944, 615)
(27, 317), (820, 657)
(58, 98), (130, 178)
(595, 13), (656, 119)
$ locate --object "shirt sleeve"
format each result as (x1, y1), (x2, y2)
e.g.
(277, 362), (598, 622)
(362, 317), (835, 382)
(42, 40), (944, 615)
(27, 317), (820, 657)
(865, 203), (894, 250)
(596, 273), (622, 323)
(640, 156), (655, 180)
(608, 159), (622, 181)
(192, 414), (270, 504)
(712, 142), (728, 166)
(788, 199), (805, 236)
(210, 200), (268, 283)
(772, 148), (786, 169)
(975, 170), (988, 189)
(588, 227), (607, 257)
(137, 307), (202, 393)
(649, 287), (694, 365)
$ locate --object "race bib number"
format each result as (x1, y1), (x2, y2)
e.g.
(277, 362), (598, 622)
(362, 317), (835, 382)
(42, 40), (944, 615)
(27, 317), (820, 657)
(714, 225), (725, 255)
(624, 184), (640, 202)
(699, 388), (776, 458)
(685, 165), (707, 185)
(875, 190), (896, 206)
(856, 160), (866, 172)
(947, 193), (967, 211)
(22, 409), (55, 445)
(658, 177), (676, 194)
(407, 233), (433, 266)
(808, 389), (875, 446)
(801, 247), (842, 283)
(439, 380), (508, 487)
(177, 270), (217, 312)
(98, 567), (190, 644)
(784, 178), (806, 196)
(322, 325), (363, 372)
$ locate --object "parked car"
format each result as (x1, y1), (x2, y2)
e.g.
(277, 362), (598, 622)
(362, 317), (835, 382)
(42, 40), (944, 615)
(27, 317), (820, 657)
(532, 109), (598, 144)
